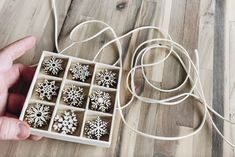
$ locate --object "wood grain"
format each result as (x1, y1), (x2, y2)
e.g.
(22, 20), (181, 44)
(0, 0), (233, 156)
(212, 0), (225, 157)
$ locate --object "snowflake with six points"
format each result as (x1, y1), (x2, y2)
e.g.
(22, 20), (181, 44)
(84, 116), (108, 140)
(43, 57), (63, 76)
(53, 110), (78, 135)
(25, 103), (51, 128)
(89, 90), (112, 113)
(70, 63), (91, 82)
(35, 79), (59, 101)
(63, 85), (85, 107)
(96, 69), (116, 88)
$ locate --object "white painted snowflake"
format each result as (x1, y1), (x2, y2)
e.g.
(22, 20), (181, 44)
(36, 79), (59, 101)
(96, 69), (116, 88)
(84, 116), (108, 140)
(53, 110), (78, 135)
(89, 90), (111, 112)
(63, 85), (85, 107)
(70, 63), (91, 82)
(43, 57), (63, 76)
(25, 103), (51, 128)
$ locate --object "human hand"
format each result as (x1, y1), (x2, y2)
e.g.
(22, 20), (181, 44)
(0, 36), (40, 141)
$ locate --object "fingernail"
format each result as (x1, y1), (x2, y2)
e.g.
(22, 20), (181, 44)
(17, 123), (30, 139)
(30, 135), (42, 141)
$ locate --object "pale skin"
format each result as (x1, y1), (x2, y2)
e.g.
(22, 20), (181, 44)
(0, 36), (41, 141)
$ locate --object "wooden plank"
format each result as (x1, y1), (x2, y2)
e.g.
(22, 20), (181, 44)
(212, 0), (225, 157)
(223, 0), (235, 156)
(153, 0), (200, 156)
(192, 0), (215, 156)
(117, 0), (172, 157)
(131, 0), (173, 156)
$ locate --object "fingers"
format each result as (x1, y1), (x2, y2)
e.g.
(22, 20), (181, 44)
(0, 36), (36, 61)
(6, 64), (35, 88)
(5, 112), (18, 118)
(7, 93), (25, 115)
(0, 91), (8, 116)
(0, 36), (36, 72)
(3, 114), (42, 141)
(0, 117), (30, 140)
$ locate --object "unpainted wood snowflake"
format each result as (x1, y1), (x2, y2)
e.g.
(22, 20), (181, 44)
(43, 57), (63, 76)
(84, 116), (108, 140)
(89, 90), (112, 113)
(35, 79), (59, 101)
(96, 69), (116, 88)
(25, 103), (51, 128)
(53, 110), (78, 135)
(63, 85), (85, 107)
(70, 63), (91, 82)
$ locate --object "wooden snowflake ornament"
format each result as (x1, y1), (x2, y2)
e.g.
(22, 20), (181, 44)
(84, 116), (108, 140)
(63, 85), (85, 107)
(53, 110), (78, 135)
(96, 69), (116, 88)
(25, 103), (51, 128)
(90, 90), (112, 113)
(43, 57), (63, 76)
(35, 79), (59, 101)
(70, 63), (91, 82)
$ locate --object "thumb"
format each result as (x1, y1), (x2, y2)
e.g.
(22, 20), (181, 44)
(0, 117), (30, 140)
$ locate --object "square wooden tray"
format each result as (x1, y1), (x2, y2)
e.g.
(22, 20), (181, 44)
(19, 51), (121, 147)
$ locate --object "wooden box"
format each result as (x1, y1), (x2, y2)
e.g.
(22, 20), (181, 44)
(19, 51), (121, 147)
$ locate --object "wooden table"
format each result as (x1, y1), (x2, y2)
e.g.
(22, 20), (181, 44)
(0, 0), (234, 156)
